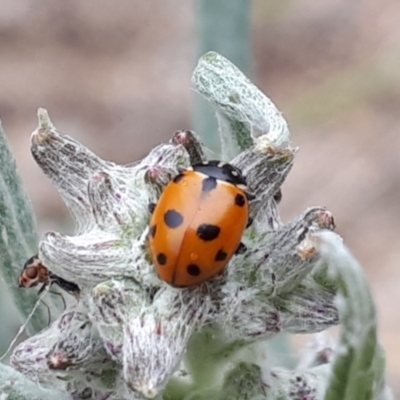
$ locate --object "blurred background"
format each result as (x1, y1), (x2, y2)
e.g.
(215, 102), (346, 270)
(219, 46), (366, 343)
(0, 0), (399, 394)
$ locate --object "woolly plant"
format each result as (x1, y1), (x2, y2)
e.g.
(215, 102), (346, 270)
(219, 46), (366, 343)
(0, 52), (393, 400)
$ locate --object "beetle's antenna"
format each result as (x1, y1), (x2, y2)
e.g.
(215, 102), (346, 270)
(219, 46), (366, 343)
(0, 284), (50, 361)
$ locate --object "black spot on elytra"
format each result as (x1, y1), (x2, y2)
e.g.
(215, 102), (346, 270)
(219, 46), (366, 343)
(215, 249), (228, 261)
(173, 173), (185, 183)
(187, 264), (201, 276)
(201, 176), (217, 193)
(164, 209), (184, 228)
(149, 225), (157, 238)
(196, 224), (220, 241)
(234, 193), (246, 207)
(157, 253), (167, 265)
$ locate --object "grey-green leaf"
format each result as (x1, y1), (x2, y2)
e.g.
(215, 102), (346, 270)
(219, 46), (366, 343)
(0, 119), (47, 334)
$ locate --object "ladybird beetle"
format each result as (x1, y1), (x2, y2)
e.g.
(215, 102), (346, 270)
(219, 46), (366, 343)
(19, 255), (80, 296)
(148, 160), (253, 287)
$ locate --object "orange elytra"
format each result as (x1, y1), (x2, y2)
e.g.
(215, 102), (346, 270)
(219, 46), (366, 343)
(148, 160), (253, 287)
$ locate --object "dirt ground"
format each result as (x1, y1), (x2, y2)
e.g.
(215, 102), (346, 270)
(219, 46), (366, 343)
(0, 0), (399, 395)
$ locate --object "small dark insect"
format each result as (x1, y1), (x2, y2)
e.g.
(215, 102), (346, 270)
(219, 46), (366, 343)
(19, 255), (80, 297)
(1, 255), (80, 361)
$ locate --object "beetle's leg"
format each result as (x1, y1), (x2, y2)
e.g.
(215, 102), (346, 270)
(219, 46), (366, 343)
(148, 203), (156, 214)
(49, 290), (67, 310)
(235, 242), (247, 254)
(246, 217), (253, 228)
